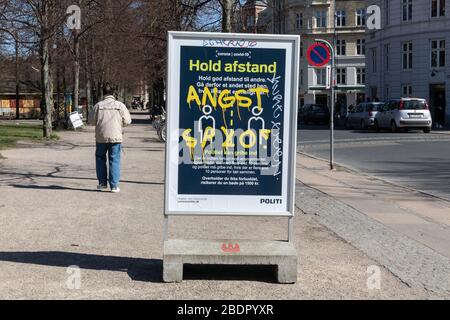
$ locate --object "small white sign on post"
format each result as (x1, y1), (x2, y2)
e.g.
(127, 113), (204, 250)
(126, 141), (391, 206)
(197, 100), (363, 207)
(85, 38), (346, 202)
(326, 65), (332, 89)
(69, 112), (84, 129)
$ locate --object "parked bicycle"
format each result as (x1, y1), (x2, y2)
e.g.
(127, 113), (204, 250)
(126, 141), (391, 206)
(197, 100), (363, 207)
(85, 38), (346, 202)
(153, 108), (166, 142)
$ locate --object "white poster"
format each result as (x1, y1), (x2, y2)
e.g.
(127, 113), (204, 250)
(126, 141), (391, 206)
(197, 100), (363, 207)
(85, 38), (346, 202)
(69, 112), (84, 129)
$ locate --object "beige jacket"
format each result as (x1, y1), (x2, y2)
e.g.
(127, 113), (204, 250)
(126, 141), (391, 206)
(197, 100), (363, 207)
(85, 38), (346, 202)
(89, 96), (132, 143)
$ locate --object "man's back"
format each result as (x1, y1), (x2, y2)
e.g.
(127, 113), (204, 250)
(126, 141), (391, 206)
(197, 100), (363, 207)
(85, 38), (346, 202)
(89, 95), (132, 143)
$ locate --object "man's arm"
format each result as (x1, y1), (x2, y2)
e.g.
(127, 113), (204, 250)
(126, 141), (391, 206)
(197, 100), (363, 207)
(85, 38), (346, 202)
(121, 104), (132, 127)
(88, 105), (98, 126)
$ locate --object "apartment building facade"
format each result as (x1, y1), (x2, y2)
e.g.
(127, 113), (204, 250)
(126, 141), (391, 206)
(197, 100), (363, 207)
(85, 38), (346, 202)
(242, 0), (269, 33)
(366, 0), (449, 127)
(260, 0), (367, 114)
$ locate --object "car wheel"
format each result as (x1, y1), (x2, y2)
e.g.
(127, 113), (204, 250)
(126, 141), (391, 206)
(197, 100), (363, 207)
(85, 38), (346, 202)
(374, 120), (380, 133)
(423, 127), (431, 134)
(360, 120), (366, 130)
(390, 121), (398, 133)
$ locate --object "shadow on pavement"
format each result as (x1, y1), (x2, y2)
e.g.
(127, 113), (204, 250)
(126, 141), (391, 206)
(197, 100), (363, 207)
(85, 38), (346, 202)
(1, 170), (164, 187)
(130, 118), (151, 125)
(350, 129), (428, 134)
(11, 185), (104, 193)
(183, 264), (278, 283)
(0, 252), (279, 283)
(0, 251), (163, 283)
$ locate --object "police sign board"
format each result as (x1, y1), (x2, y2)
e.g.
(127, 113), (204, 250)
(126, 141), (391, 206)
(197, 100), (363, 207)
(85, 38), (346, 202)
(165, 32), (300, 216)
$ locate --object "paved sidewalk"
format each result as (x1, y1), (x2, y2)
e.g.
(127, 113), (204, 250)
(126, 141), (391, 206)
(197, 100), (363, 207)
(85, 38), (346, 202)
(0, 113), (431, 299)
(296, 153), (450, 297)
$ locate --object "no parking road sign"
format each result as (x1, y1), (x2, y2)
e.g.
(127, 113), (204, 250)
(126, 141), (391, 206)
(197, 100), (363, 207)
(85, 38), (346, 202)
(307, 43), (331, 67)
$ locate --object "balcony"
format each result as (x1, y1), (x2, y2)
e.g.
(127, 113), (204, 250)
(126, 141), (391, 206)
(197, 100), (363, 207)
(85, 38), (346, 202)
(310, 0), (331, 5)
(286, 0), (330, 6)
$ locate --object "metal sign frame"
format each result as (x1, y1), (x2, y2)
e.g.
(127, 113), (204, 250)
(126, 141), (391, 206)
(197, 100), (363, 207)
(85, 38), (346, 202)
(164, 31), (300, 242)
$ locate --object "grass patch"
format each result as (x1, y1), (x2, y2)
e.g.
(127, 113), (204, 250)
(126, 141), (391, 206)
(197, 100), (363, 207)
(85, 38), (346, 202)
(0, 123), (44, 150)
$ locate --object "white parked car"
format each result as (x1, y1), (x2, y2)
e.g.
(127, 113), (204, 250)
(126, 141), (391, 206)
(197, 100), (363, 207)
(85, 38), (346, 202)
(374, 98), (432, 133)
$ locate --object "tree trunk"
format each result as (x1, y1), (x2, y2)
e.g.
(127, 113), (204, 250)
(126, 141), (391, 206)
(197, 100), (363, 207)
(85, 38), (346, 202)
(15, 33), (20, 120)
(56, 59), (61, 122)
(85, 40), (93, 119)
(73, 30), (80, 114)
(98, 81), (104, 102)
(222, 0), (233, 33)
(41, 36), (54, 138)
(63, 65), (67, 120)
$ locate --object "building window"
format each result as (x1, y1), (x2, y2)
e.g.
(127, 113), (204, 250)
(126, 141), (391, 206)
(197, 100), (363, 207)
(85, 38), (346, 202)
(402, 0), (412, 21)
(431, 0), (446, 17)
(315, 11), (327, 28)
(384, 44), (390, 71)
(356, 68), (365, 84)
(371, 48), (377, 73)
(371, 87), (378, 100)
(336, 10), (346, 27)
(300, 41), (304, 57)
(402, 41), (413, 70)
(431, 39), (446, 68)
(402, 84), (413, 97)
(385, 86), (390, 100)
(356, 9), (366, 26)
(337, 68), (346, 85)
(296, 12), (303, 29)
(337, 39), (346, 56)
(273, 0), (285, 34)
(300, 69), (304, 86)
(316, 68), (327, 85)
(357, 39), (365, 55)
(385, 0), (390, 25)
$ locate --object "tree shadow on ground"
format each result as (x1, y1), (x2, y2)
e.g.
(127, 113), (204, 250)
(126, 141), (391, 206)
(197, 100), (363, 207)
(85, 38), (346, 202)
(140, 138), (164, 144)
(0, 252), (279, 283)
(129, 118), (152, 125)
(11, 184), (103, 193)
(1, 167), (164, 187)
(0, 251), (163, 283)
(10, 182), (164, 192)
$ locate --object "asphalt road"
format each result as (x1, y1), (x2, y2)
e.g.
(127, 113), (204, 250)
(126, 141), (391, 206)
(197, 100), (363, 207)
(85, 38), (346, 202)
(297, 125), (450, 201)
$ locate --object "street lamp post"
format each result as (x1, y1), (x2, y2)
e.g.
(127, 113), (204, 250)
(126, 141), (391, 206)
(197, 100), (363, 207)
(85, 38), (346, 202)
(315, 38), (335, 170)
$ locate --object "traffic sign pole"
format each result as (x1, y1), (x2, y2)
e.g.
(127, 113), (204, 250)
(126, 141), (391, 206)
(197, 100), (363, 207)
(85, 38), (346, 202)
(313, 39), (335, 171)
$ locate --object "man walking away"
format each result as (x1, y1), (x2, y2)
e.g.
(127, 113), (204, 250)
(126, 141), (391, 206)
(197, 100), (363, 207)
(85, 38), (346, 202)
(89, 85), (132, 193)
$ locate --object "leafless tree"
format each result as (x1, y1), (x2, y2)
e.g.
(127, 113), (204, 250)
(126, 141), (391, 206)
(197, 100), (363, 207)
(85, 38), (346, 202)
(1, 0), (248, 131)
(1, 0), (68, 137)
